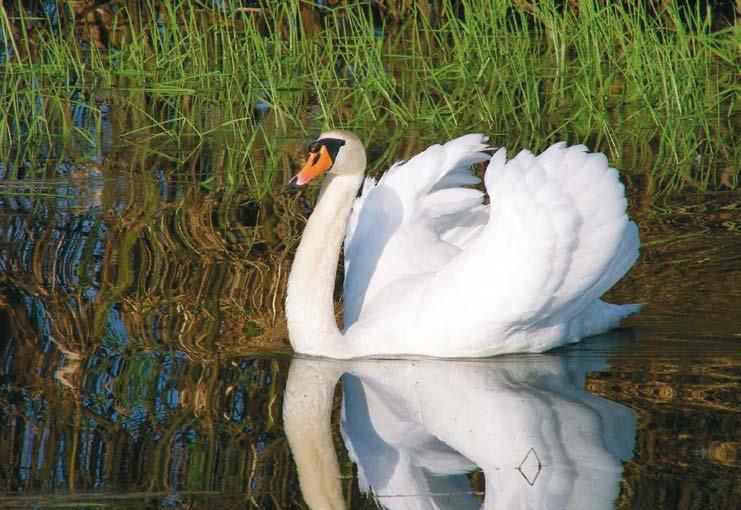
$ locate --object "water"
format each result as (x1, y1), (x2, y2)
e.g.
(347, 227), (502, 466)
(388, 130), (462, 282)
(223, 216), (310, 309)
(0, 175), (737, 509)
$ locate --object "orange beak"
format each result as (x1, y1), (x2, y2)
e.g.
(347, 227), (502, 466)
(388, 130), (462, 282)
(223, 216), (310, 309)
(291, 144), (334, 187)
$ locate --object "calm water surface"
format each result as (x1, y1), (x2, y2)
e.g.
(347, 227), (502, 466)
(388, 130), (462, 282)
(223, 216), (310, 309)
(0, 178), (738, 509)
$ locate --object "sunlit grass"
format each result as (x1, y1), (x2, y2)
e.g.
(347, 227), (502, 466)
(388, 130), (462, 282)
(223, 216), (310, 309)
(0, 0), (737, 193)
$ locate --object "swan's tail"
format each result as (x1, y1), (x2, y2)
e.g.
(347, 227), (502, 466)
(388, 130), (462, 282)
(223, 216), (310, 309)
(566, 300), (645, 341)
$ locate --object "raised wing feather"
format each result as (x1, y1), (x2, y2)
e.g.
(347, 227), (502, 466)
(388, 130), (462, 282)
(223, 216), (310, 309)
(343, 135), (490, 326)
(420, 143), (639, 351)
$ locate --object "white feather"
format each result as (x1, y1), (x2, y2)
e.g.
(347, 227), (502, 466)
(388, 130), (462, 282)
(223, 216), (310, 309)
(341, 139), (640, 356)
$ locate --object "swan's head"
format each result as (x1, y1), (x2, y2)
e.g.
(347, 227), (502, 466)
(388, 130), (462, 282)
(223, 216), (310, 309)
(290, 129), (366, 187)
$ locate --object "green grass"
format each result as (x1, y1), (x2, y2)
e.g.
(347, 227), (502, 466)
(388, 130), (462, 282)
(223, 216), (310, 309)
(0, 0), (738, 193)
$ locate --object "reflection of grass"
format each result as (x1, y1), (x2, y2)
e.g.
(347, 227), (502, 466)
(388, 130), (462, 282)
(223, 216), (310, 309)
(0, 189), (66, 198)
(0, 182), (737, 508)
(0, 317), (301, 503)
(0, 177), (303, 358)
(0, 1), (738, 191)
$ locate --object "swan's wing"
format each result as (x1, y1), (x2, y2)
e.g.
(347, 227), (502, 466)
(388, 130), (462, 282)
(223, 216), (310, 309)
(423, 143), (639, 341)
(343, 134), (490, 326)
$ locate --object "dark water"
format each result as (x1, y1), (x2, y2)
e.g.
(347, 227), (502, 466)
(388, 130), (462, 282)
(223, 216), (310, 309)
(0, 178), (738, 509)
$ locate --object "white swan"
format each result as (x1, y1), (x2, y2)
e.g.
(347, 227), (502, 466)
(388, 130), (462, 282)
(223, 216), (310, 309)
(286, 130), (641, 358)
(283, 340), (637, 509)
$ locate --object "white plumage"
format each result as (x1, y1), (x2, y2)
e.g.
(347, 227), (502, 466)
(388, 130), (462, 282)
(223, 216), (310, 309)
(286, 130), (641, 358)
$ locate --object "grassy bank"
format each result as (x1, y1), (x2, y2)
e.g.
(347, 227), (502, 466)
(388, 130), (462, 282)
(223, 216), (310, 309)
(0, 0), (738, 192)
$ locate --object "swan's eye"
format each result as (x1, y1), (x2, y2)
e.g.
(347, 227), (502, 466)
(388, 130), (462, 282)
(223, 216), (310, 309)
(308, 142), (321, 154)
(318, 138), (346, 161)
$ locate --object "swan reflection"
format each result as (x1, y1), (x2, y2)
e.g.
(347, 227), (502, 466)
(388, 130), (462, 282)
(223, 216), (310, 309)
(284, 349), (636, 509)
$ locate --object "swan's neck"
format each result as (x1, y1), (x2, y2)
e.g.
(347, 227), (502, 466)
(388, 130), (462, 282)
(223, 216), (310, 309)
(283, 359), (345, 510)
(286, 173), (362, 355)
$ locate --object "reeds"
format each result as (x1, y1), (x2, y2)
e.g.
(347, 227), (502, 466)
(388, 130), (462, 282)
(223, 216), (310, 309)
(0, 0), (738, 191)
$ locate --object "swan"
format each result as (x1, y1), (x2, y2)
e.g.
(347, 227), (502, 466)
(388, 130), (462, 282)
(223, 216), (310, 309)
(286, 130), (641, 358)
(283, 339), (637, 509)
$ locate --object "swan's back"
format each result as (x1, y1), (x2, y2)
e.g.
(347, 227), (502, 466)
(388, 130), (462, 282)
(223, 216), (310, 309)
(343, 140), (640, 357)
